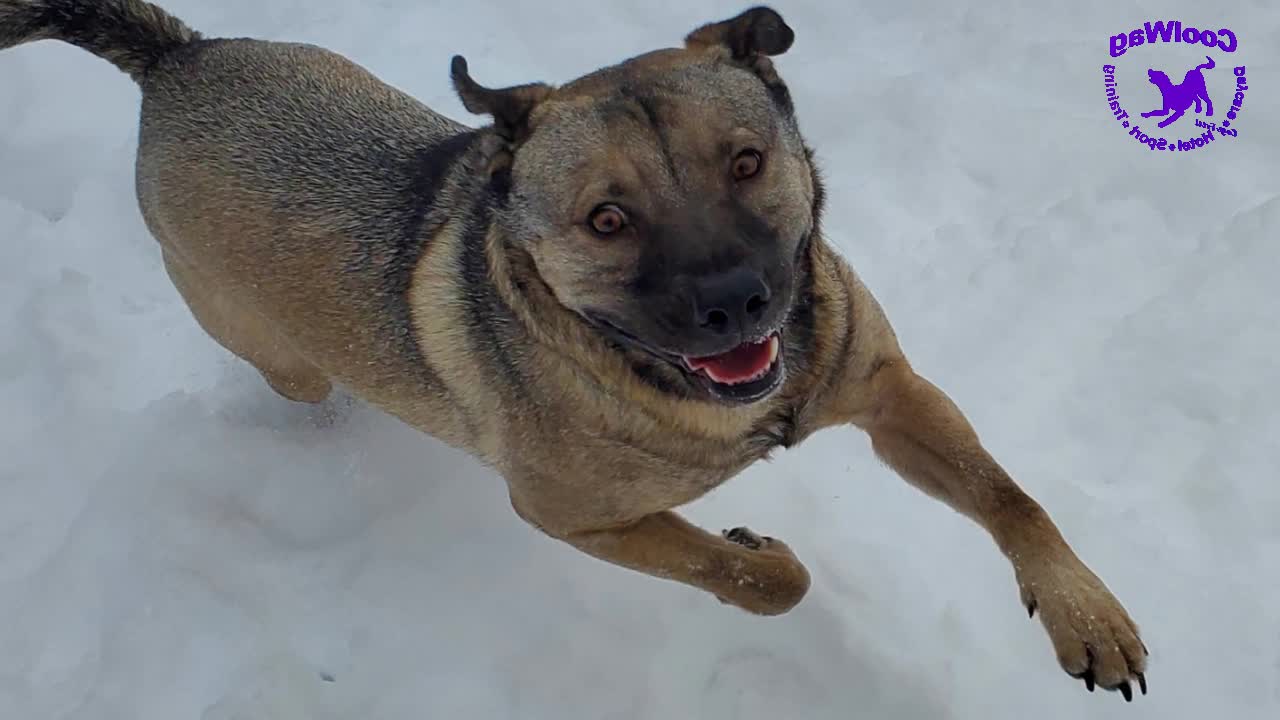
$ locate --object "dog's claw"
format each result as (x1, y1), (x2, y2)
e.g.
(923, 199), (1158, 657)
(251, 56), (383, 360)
(722, 527), (765, 550)
(1083, 672), (1095, 692)
(1027, 600), (1036, 618)
(1119, 681), (1133, 702)
(1137, 673), (1147, 696)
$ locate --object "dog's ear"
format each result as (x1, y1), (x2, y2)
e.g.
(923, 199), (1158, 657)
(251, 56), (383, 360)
(684, 7), (794, 102)
(684, 6), (794, 60)
(451, 55), (552, 145)
(450, 55), (554, 187)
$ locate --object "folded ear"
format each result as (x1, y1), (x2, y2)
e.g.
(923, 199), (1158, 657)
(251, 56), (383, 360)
(684, 6), (794, 60)
(450, 55), (553, 144)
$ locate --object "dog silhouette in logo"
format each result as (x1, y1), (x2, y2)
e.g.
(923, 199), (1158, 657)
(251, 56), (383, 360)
(1141, 56), (1215, 128)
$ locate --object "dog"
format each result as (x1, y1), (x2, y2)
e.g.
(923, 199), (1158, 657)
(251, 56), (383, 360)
(0, 0), (1149, 700)
(1141, 55), (1215, 128)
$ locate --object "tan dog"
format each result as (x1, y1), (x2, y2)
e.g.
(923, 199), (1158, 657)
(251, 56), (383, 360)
(1, 0), (1148, 700)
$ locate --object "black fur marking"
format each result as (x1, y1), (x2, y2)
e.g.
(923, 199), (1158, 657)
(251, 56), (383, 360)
(488, 165), (514, 199)
(456, 191), (529, 400)
(26, 0), (198, 79)
(1, 8), (43, 47)
(788, 239), (819, 367)
(342, 131), (481, 382)
(765, 81), (795, 116)
(399, 131), (481, 250)
(326, 130), (483, 400)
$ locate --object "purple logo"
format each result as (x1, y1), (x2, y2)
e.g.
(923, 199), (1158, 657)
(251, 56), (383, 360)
(1141, 56), (1214, 129)
(1103, 21), (1250, 152)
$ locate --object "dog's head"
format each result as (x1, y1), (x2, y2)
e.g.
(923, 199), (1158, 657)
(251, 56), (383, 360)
(1146, 68), (1170, 85)
(453, 7), (821, 405)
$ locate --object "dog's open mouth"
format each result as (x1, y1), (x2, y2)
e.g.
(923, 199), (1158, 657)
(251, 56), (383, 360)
(680, 334), (784, 402)
(584, 313), (786, 404)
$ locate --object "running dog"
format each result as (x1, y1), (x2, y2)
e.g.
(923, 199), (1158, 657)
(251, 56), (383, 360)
(0, 0), (1149, 700)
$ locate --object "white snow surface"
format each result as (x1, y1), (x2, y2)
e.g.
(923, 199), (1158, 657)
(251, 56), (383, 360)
(2, 0), (1278, 718)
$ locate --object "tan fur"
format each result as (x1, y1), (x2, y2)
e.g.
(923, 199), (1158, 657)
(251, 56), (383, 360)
(2, 2), (1148, 699)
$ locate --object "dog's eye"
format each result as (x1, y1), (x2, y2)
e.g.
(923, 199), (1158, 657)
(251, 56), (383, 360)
(732, 149), (763, 180)
(588, 204), (627, 236)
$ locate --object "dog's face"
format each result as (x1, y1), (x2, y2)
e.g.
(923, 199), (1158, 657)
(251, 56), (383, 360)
(1147, 68), (1170, 85)
(455, 8), (820, 405)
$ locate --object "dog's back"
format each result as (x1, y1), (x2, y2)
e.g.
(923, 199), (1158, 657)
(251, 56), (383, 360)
(3, 0), (491, 439)
(137, 38), (483, 407)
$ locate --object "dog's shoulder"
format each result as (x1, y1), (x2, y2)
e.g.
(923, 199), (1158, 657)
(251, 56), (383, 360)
(775, 236), (907, 434)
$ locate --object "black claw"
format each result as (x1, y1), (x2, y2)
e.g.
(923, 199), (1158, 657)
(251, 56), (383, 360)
(1084, 672), (1095, 692)
(1137, 673), (1147, 695)
(1119, 682), (1133, 702)
(723, 527), (764, 550)
(1027, 600), (1037, 618)
(1142, 640), (1150, 657)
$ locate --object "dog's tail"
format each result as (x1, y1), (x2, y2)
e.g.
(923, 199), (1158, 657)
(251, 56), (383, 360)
(0, 0), (200, 82)
(1197, 55), (1215, 71)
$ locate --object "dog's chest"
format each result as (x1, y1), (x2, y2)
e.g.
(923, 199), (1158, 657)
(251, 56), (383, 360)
(665, 403), (810, 490)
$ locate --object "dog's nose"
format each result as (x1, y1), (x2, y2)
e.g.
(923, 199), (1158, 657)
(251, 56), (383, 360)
(693, 268), (771, 336)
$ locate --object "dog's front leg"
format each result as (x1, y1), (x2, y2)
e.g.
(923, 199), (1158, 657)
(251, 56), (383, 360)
(1157, 107), (1185, 128)
(548, 511), (811, 616)
(855, 359), (1148, 699)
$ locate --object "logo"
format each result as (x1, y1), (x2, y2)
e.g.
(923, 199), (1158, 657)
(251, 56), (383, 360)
(1103, 21), (1250, 152)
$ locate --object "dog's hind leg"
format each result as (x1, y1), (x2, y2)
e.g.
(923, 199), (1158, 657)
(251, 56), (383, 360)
(1204, 93), (1213, 116)
(162, 251), (332, 403)
(556, 511), (810, 615)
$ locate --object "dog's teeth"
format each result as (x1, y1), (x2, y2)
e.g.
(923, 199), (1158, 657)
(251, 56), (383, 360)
(768, 336), (780, 364)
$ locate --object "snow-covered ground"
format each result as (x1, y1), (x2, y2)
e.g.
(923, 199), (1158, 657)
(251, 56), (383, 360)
(2, 0), (1277, 717)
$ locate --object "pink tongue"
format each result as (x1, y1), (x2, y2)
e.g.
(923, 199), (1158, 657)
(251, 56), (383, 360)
(686, 338), (773, 385)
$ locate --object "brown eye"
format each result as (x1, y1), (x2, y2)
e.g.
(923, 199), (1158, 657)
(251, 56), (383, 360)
(589, 204), (627, 236)
(732, 149), (763, 180)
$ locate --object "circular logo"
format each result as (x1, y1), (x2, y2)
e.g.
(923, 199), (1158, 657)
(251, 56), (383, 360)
(1103, 21), (1250, 152)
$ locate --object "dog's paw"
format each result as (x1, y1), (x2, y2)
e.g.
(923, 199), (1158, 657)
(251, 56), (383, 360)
(715, 527), (808, 615)
(1019, 558), (1148, 701)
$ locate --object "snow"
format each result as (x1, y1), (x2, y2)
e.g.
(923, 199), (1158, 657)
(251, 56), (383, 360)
(2, 0), (1278, 717)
